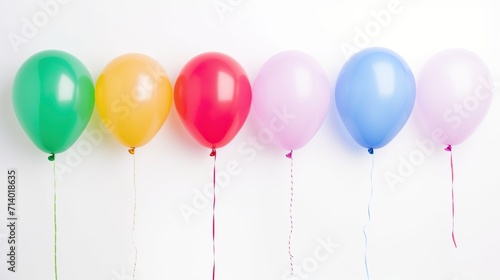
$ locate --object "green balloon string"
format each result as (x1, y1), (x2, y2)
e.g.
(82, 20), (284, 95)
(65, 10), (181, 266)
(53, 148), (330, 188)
(53, 160), (58, 280)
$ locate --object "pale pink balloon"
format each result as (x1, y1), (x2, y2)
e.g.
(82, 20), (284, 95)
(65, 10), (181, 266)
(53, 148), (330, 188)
(252, 51), (331, 151)
(416, 49), (493, 146)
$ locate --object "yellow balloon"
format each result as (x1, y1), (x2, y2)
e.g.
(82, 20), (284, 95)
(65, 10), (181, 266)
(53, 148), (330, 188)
(95, 54), (172, 149)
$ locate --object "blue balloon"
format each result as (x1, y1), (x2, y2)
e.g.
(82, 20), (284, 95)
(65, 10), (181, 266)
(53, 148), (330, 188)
(335, 48), (415, 152)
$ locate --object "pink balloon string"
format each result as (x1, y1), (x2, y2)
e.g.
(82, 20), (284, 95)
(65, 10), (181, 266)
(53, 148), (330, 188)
(286, 150), (294, 275)
(445, 145), (457, 248)
(210, 148), (217, 280)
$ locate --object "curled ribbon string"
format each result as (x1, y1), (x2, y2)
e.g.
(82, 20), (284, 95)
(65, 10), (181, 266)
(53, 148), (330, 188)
(445, 145), (457, 248)
(363, 150), (374, 280)
(210, 149), (217, 280)
(52, 156), (58, 280)
(286, 150), (294, 275)
(131, 149), (138, 279)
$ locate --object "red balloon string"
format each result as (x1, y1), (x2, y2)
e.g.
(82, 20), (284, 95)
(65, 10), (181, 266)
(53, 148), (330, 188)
(210, 148), (217, 280)
(445, 145), (457, 248)
(286, 150), (294, 275)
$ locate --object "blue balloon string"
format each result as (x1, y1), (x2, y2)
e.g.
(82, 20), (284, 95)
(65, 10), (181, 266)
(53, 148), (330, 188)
(363, 153), (374, 280)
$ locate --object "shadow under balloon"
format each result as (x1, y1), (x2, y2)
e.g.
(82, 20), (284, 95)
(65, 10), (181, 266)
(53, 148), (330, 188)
(83, 110), (125, 155)
(161, 104), (208, 156)
(243, 106), (287, 158)
(325, 85), (367, 156)
(407, 103), (437, 144)
(0, 77), (40, 157)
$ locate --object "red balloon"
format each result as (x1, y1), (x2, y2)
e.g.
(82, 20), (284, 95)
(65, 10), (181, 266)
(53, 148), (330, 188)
(174, 52), (252, 150)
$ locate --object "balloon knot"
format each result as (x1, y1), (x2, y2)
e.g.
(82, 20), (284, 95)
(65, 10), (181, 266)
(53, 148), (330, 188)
(286, 150), (293, 159)
(445, 145), (452, 152)
(210, 149), (216, 157)
(48, 154), (55, 161)
(368, 148), (374, 155)
(128, 148), (135, 155)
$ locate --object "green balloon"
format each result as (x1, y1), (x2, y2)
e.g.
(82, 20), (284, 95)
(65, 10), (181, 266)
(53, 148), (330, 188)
(12, 50), (95, 156)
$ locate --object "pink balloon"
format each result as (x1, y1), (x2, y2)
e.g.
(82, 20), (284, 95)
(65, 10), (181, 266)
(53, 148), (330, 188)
(416, 49), (494, 146)
(253, 51), (330, 151)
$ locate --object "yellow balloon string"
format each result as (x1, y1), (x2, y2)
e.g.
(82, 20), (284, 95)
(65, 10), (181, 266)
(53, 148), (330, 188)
(53, 157), (58, 280)
(131, 151), (138, 280)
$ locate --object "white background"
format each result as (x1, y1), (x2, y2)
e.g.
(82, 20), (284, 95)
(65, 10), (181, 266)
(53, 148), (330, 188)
(1, 0), (500, 279)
